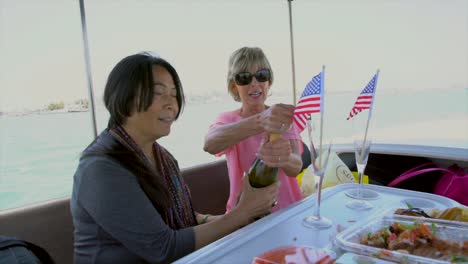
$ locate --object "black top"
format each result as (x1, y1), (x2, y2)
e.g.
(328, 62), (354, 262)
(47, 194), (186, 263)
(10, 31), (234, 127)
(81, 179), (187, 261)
(70, 131), (195, 263)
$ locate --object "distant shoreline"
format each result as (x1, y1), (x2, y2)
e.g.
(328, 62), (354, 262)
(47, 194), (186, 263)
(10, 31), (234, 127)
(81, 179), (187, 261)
(1, 87), (466, 117)
(0, 108), (89, 117)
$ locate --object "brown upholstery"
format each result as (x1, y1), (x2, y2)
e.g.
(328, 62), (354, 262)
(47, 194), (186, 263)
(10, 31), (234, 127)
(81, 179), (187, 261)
(181, 159), (230, 215)
(0, 197), (73, 264)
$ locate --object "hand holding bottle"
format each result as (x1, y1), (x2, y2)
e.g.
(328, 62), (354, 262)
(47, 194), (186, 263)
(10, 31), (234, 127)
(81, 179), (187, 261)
(257, 104), (295, 134)
(235, 174), (280, 223)
(256, 138), (293, 168)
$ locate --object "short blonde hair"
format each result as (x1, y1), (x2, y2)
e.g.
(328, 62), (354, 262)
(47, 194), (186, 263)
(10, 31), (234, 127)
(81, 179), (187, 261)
(227, 47), (274, 102)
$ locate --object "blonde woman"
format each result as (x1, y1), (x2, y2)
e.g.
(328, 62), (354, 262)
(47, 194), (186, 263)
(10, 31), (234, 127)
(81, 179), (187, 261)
(204, 47), (303, 213)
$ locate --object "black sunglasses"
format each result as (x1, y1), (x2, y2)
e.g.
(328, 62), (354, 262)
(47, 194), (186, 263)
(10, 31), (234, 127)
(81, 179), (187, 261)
(234, 69), (271, 86)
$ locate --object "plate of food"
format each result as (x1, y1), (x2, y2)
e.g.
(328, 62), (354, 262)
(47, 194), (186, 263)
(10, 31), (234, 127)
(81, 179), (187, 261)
(251, 246), (336, 264)
(335, 209), (468, 263)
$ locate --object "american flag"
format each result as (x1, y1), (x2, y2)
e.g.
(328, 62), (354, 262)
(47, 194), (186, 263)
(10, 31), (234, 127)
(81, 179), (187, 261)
(293, 72), (322, 132)
(346, 73), (378, 120)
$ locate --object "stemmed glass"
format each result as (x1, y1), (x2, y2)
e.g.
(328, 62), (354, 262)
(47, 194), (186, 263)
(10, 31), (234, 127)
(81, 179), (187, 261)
(302, 118), (333, 229)
(345, 119), (379, 210)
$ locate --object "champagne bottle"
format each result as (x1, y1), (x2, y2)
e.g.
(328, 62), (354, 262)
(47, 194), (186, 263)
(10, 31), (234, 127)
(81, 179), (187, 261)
(248, 134), (280, 188)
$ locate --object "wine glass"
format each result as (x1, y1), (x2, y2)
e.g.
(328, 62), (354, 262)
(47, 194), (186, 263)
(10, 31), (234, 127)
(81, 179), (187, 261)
(303, 119), (333, 229)
(345, 120), (379, 210)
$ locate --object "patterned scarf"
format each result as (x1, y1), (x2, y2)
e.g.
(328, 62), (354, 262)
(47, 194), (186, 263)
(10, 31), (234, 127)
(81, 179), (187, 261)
(109, 125), (197, 229)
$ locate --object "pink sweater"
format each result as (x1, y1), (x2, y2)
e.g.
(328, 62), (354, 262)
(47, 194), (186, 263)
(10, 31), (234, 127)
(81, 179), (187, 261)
(210, 109), (303, 213)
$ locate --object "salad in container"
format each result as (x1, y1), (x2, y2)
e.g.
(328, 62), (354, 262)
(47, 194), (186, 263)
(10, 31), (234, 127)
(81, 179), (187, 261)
(335, 208), (467, 264)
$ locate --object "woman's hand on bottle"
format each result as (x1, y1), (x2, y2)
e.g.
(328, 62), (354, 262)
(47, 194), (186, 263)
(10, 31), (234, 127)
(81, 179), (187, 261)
(257, 138), (293, 167)
(257, 104), (295, 134)
(234, 174), (280, 224)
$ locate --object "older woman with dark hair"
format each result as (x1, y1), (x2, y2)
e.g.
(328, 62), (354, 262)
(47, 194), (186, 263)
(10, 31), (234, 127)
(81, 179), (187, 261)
(70, 52), (279, 263)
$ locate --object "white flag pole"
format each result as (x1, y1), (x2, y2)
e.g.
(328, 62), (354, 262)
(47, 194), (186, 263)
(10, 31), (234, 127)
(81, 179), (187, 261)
(366, 69), (380, 121)
(319, 65), (325, 162)
(361, 69), (380, 156)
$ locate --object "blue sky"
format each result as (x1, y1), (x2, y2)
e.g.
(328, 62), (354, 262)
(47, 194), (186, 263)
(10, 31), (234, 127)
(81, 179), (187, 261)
(1, 0), (467, 111)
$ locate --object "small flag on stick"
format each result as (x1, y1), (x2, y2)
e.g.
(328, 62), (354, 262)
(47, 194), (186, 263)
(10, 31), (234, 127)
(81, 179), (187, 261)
(293, 70), (323, 132)
(346, 72), (379, 120)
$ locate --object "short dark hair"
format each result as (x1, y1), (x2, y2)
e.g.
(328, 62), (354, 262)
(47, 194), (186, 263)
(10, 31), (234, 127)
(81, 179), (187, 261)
(104, 53), (185, 128)
(85, 53), (187, 214)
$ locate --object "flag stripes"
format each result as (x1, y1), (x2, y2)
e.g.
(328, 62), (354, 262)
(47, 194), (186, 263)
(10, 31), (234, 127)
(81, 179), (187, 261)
(346, 74), (377, 120)
(293, 72), (322, 132)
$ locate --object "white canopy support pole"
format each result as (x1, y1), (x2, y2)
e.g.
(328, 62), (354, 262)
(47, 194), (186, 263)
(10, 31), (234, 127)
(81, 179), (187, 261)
(79, 0), (98, 138)
(287, 0), (297, 105)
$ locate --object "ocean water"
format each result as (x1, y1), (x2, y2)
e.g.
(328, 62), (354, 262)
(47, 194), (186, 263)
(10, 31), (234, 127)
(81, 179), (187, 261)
(0, 89), (467, 210)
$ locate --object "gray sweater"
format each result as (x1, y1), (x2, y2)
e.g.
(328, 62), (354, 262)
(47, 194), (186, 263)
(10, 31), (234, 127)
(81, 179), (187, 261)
(71, 132), (195, 263)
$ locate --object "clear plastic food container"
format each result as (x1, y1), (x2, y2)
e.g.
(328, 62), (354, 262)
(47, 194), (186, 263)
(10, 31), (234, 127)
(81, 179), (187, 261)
(335, 209), (468, 264)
